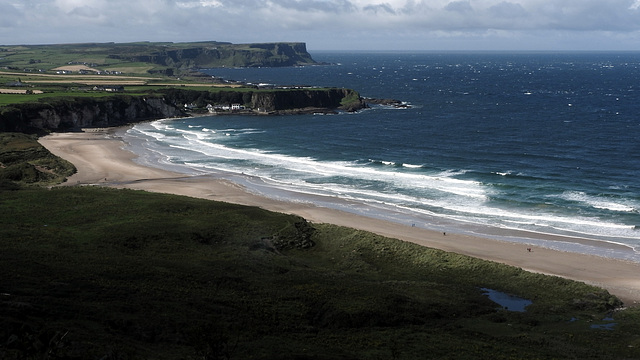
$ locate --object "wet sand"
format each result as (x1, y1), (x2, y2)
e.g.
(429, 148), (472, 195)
(39, 129), (640, 306)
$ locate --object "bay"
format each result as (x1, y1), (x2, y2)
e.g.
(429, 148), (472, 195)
(125, 52), (640, 261)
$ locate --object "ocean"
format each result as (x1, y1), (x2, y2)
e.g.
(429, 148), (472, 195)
(123, 52), (640, 261)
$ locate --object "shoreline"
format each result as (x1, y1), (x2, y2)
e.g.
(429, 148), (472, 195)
(39, 128), (640, 306)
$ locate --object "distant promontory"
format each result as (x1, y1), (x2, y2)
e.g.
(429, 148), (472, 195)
(0, 41), (319, 75)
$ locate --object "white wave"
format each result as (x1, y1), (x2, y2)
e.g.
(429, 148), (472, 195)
(162, 131), (488, 201)
(426, 200), (638, 241)
(260, 170), (639, 241)
(367, 159), (394, 166)
(173, 127), (215, 141)
(557, 191), (638, 213)
(437, 169), (469, 177)
(130, 127), (166, 141)
(150, 120), (175, 132)
(402, 163), (422, 168)
(493, 170), (530, 178)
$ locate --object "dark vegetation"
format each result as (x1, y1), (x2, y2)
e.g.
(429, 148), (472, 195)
(2, 135), (640, 359)
(0, 133), (75, 188)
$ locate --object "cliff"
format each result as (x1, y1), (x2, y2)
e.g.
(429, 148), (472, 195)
(159, 87), (365, 113)
(0, 88), (366, 132)
(250, 88), (363, 112)
(107, 42), (318, 69)
(0, 96), (186, 133)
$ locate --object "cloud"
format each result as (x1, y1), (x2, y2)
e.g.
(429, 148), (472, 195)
(445, 1), (473, 13)
(3, 0), (640, 50)
(363, 3), (396, 14)
(489, 2), (528, 18)
(177, 0), (223, 8)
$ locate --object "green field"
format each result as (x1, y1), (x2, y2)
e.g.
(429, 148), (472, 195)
(0, 91), (136, 106)
(0, 43), (170, 73)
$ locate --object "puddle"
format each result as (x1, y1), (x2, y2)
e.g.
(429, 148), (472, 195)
(591, 315), (617, 330)
(591, 323), (616, 330)
(481, 288), (532, 312)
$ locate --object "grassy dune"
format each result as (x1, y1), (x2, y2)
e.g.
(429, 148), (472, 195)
(0, 133), (75, 187)
(1, 134), (640, 359)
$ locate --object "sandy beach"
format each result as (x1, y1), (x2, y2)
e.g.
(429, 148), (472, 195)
(39, 129), (640, 306)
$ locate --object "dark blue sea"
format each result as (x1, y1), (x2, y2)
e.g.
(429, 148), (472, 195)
(124, 52), (640, 260)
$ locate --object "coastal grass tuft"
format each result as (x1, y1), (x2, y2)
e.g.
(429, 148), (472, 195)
(339, 89), (362, 107)
(0, 132), (75, 188)
(1, 184), (639, 359)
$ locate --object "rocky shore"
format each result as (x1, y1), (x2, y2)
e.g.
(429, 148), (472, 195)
(0, 88), (368, 133)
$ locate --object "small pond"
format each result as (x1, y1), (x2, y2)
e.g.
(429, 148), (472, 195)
(481, 288), (532, 312)
(590, 315), (617, 330)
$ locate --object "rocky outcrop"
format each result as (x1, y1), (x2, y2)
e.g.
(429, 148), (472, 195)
(0, 96), (186, 133)
(157, 87), (367, 114)
(250, 88), (366, 113)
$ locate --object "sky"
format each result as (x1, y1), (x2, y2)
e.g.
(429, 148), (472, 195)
(3, 0), (640, 51)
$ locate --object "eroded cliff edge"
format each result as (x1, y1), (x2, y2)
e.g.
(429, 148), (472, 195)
(0, 88), (366, 133)
(0, 96), (184, 132)
(110, 42), (319, 70)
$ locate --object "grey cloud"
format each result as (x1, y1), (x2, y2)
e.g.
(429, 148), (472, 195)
(211, 0), (357, 13)
(291, 0), (357, 13)
(0, 3), (23, 28)
(68, 5), (102, 18)
(4, 0), (640, 50)
(488, 2), (528, 19)
(392, 0), (640, 32)
(363, 3), (396, 14)
(525, 0), (640, 31)
(445, 1), (473, 14)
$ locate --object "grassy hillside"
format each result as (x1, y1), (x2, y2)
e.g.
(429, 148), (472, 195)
(1, 135), (640, 359)
(0, 133), (75, 188)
